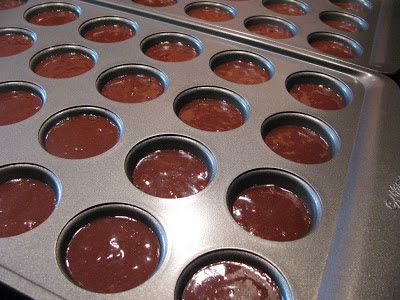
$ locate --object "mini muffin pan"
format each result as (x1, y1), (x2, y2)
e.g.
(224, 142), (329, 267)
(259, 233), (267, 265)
(87, 0), (400, 73)
(1, 0), (400, 299)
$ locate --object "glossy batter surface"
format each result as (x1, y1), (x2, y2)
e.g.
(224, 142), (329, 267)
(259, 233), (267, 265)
(264, 125), (332, 164)
(323, 19), (361, 33)
(0, 90), (42, 125)
(133, 0), (176, 7)
(28, 10), (77, 26)
(0, 178), (56, 237)
(83, 24), (134, 43)
(178, 98), (244, 132)
(44, 114), (119, 159)
(186, 6), (233, 22)
(213, 60), (270, 84)
(132, 149), (209, 198)
(332, 1), (367, 13)
(264, 2), (306, 16)
(310, 40), (357, 59)
(289, 82), (345, 110)
(182, 261), (281, 300)
(145, 41), (198, 62)
(65, 216), (160, 293)
(34, 52), (94, 78)
(232, 184), (311, 241)
(101, 74), (164, 103)
(0, 33), (33, 57)
(247, 23), (293, 39)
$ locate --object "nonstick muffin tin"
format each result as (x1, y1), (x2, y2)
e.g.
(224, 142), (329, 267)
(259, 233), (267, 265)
(1, 0), (400, 299)
(87, 0), (400, 74)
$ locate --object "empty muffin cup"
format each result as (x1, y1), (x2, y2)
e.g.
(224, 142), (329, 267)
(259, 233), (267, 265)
(329, 0), (371, 14)
(174, 86), (248, 132)
(133, 0), (177, 7)
(0, 81), (45, 126)
(308, 32), (363, 59)
(320, 11), (368, 33)
(30, 44), (96, 78)
(57, 203), (165, 293)
(244, 16), (297, 39)
(97, 64), (167, 103)
(286, 71), (351, 110)
(263, 0), (310, 16)
(185, 2), (236, 22)
(79, 16), (137, 43)
(39, 106), (122, 159)
(0, 163), (60, 238)
(176, 250), (291, 300)
(210, 50), (274, 84)
(261, 112), (339, 164)
(227, 168), (320, 241)
(141, 32), (202, 62)
(0, 0), (26, 10)
(24, 2), (80, 26)
(0, 27), (35, 57)
(126, 135), (215, 198)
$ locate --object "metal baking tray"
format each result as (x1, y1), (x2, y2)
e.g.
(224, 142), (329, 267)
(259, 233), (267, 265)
(84, 0), (400, 74)
(0, 0), (399, 299)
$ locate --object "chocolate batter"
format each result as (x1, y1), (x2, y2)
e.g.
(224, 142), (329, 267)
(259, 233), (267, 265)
(264, 125), (332, 164)
(213, 60), (270, 84)
(83, 24), (134, 43)
(332, 1), (367, 13)
(232, 184), (311, 241)
(34, 52), (94, 78)
(132, 149), (209, 198)
(0, 0), (24, 10)
(178, 98), (244, 132)
(133, 0), (176, 7)
(323, 19), (361, 33)
(0, 178), (56, 237)
(247, 22), (293, 39)
(145, 41), (198, 62)
(65, 215), (160, 293)
(264, 2), (306, 16)
(186, 6), (233, 22)
(44, 114), (119, 159)
(28, 10), (78, 26)
(101, 74), (164, 103)
(182, 261), (281, 300)
(289, 82), (345, 110)
(0, 90), (42, 125)
(310, 40), (357, 59)
(0, 33), (32, 56)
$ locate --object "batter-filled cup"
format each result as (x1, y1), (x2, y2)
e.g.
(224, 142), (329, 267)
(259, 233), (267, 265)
(39, 106), (121, 159)
(97, 64), (167, 103)
(126, 135), (215, 198)
(261, 112), (338, 164)
(245, 16), (297, 39)
(0, 28), (35, 57)
(30, 45), (96, 79)
(57, 204), (165, 293)
(80, 16), (137, 43)
(0, 81), (44, 126)
(142, 32), (202, 62)
(185, 2), (235, 22)
(174, 86), (248, 132)
(25, 3), (80, 26)
(0, 164), (60, 238)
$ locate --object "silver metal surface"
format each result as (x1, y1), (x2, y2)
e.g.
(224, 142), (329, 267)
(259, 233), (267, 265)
(0, 0), (399, 299)
(86, 0), (400, 74)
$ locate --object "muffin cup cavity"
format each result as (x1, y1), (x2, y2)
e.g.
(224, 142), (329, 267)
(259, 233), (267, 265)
(175, 249), (292, 300)
(56, 203), (166, 293)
